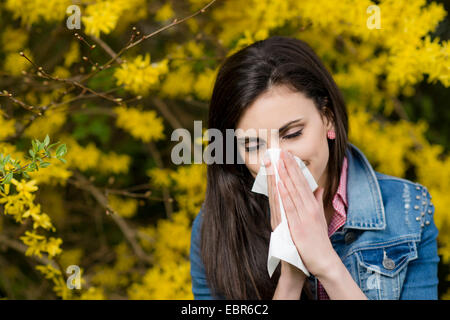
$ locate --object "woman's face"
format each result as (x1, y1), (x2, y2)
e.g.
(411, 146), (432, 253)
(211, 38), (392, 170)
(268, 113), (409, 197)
(235, 85), (334, 190)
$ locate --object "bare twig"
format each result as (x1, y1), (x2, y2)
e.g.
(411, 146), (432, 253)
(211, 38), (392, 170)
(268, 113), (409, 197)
(79, 0), (218, 83)
(0, 91), (41, 115)
(90, 35), (123, 64)
(67, 171), (153, 265)
(105, 187), (161, 200)
(1, 0), (219, 144)
(152, 97), (183, 129)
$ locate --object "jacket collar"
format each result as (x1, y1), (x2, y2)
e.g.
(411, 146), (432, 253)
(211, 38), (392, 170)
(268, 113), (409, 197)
(343, 142), (386, 231)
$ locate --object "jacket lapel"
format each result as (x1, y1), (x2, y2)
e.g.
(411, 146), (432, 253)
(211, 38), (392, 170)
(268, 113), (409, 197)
(343, 143), (386, 231)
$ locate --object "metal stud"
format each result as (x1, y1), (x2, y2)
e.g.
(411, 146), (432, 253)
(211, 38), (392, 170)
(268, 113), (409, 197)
(414, 205), (419, 210)
(416, 216), (420, 221)
(425, 221), (430, 226)
(422, 201), (426, 205)
(428, 209), (432, 214)
(420, 223), (424, 228)
(383, 250), (396, 270)
(405, 204), (410, 209)
(421, 212), (425, 216)
(416, 195), (420, 200)
(416, 186), (420, 190)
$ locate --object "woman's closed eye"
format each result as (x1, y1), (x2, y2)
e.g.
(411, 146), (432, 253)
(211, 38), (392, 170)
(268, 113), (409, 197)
(244, 129), (303, 152)
(282, 129), (303, 140)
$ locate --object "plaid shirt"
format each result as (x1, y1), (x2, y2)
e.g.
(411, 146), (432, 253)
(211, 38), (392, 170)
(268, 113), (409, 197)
(317, 156), (348, 300)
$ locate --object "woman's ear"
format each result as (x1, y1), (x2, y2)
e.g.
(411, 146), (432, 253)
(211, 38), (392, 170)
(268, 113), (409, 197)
(321, 106), (335, 133)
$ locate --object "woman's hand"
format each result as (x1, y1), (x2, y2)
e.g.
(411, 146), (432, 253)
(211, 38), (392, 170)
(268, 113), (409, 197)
(267, 151), (367, 300)
(264, 154), (307, 283)
(273, 150), (338, 279)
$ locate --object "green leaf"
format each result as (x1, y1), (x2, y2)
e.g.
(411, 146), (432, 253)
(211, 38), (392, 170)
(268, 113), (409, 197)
(47, 142), (60, 150)
(32, 139), (37, 152)
(44, 134), (50, 147)
(28, 162), (37, 172)
(1, 172), (13, 185)
(36, 139), (44, 152)
(57, 158), (67, 164)
(40, 162), (51, 168)
(56, 144), (67, 158)
(29, 149), (35, 158)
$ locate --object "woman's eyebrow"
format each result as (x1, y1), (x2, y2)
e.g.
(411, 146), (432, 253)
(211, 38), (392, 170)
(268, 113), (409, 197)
(279, 118), (303, 134)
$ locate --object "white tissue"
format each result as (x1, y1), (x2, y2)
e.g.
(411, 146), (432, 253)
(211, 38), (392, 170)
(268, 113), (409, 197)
(251, 148), (318, 278)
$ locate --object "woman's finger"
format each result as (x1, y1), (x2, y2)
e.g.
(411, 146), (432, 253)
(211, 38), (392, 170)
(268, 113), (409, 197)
(277, 177), (301, 228)
(265, 157), (279, 230)
(265, 158), (275, 229)
(281, 151), (316, 208)
(272, 175), (281, 228)
(277, 155), (304, 215)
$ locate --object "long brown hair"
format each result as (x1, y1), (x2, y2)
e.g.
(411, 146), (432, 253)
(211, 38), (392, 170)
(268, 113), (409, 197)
(201, 36), (349, 299)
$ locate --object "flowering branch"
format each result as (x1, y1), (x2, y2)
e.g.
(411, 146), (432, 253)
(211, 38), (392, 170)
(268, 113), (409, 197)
(0, 234), (58, 269)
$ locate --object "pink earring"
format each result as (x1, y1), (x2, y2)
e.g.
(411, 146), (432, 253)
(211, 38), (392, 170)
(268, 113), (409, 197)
(327, 130), (336, 140)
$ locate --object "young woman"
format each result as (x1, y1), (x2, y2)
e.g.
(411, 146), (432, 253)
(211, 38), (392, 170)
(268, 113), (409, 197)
(190, 36), (440, 300)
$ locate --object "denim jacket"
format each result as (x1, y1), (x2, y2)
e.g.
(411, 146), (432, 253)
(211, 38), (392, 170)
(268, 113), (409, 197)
(190, 142), (440, 300)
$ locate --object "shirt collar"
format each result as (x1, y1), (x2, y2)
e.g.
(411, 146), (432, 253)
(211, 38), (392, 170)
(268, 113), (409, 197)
(343, 142), (386, 231)
(335, 155), (348, 208)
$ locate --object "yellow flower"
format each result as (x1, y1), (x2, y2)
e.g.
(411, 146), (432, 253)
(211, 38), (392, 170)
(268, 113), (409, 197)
(5, 0), (70, 26)
(36, 264), (61, 280)
(114, 54), (169, 95)
(107, 194), (139, 218)
(114, 105), (165, 143)
(52, 66), (71, 79)
(11, 178), (38, 200)
(21, 204), (54, 231)
(98, 152), (131, 175)
(3, 49), (33, 76)
(59, 248), (84, 270)
(155, 3), (175, 22)
(23, 101), (67, 139)
(0, 114), (15, 141)
(1, 27), (28, 52)
(82, 1), (121, 38)
(46, 237), (63, 258)
(80, 287), (106, 300)
(160, 64), (195, 98)
(147, 168), (172, 188)
(194, 67), (219, 100)
(33, 213), (55, 231)
(3, 183), (11, 196)
(64, 41), (80, 68)
(20, 230), (46, 258)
